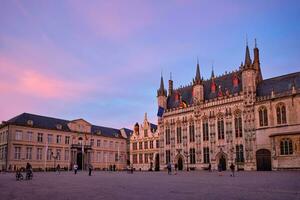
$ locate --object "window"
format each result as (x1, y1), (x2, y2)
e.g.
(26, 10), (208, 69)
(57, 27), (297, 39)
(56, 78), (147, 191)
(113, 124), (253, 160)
(280, 139), (293, 155)
(15, 131), (22, 140)
(48, 134), (53, 144)
(139, 154), (143, 164)
(144, 141), (148, 149)
(109, 141), (113, 148)
(203, 147), (210, 164)
(56, 149), (61, 160)
(27, 132), (33, 141)
(65, 150), (69, 161)
(139, 142), (143, 150)
(177, 126), (182, 144)
(203, 120), (209, 141)
(259, 106), (268, 127)
(47, 149), (52, 160)
(132, 142), (137, 150)
(217, 117), (225, 140)
(189, 124), (195, 142)
(156, 140), (159, 148)
(37, 133), (43, 143)
(56, 135), (62, 144)
(236, 145), (244, 162)
(145, 153), (149, 163)
(150, 141), (154, 149)
(235, 115), (243, 138)
(26, 147), (32, 160)
(14, 147), (21, 160)
(133, 154), (138, 164)
(276, 103), (287, 125)
(65, 136), (70, 144)
(165, 127), (170, 145)
(37, 148), (43, 160)
(166, 150), (171, 164)
(144, 129), (148, 137)
(97, 140), (101, 147)
(190, 148), (196, 164)
(90, 139), (94, 146)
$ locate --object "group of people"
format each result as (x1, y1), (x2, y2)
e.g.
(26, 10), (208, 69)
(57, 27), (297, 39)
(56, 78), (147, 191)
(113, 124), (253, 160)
(15, 163), (33, 181)
(73, 163), (93, 176)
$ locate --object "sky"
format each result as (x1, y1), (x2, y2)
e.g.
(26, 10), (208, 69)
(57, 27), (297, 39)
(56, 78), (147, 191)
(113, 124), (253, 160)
(0, 0), (300, 129)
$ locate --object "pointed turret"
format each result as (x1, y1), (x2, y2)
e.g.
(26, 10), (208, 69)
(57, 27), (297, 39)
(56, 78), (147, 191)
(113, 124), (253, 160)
(253, 38), (260, 68)
(194, 59), (201, 84)
(244, 44), (252, 68)
(157, 75), (167, 97)
(193, 59), (204, 102)
(211, 65), (215, 79)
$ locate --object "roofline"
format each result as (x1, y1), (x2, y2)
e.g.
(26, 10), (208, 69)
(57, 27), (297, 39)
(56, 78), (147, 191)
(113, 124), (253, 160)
(260, 71), (300, 82)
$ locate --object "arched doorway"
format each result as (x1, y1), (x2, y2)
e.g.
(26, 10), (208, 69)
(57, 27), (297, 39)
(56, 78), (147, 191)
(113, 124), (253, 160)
(256, 149), (271, 171)
(219, 155), (226, 170)
(155, 154), (160, 171)
(177, 157), (183, 170)
(77, 152), (83, 170)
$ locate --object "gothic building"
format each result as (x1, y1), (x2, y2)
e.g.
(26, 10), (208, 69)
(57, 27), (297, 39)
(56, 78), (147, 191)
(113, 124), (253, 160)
(156, 41), (300, 171)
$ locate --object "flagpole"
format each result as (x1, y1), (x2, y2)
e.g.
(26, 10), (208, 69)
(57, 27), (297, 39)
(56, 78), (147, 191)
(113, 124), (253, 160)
(44, 139), (48, 172)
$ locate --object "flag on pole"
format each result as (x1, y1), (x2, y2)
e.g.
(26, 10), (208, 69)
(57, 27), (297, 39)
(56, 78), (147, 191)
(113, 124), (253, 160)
(157, 106), (164, 117)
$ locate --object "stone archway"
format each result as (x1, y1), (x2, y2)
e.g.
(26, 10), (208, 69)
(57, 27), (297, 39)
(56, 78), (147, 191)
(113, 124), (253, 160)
(216, 152), (227, 171)
(154, 154), (160, 171)
(177, 157), (183, 170)
(256, 149), (271, 171)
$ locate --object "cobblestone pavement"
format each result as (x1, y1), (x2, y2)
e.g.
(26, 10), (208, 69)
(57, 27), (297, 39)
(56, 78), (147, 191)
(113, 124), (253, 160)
(0, 170), (299, 200)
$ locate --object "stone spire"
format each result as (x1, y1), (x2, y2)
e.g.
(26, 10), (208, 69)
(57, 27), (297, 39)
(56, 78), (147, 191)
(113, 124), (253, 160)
(244, 41), (252, 68)
(168, 72), (173, 96)
(157, 74), (167, 97)
(194, 58), (201, 84)
(211, 64), (215, 79)
(253, 38), (260, 67)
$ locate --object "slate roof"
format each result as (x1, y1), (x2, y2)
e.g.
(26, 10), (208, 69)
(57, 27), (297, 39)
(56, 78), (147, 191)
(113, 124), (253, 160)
(167, 71), (242, 109)
(256, 72), (300, 97)
(6, 113), (131, 139)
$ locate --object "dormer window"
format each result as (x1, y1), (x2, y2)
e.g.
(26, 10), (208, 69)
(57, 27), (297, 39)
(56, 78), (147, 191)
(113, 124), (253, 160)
(114, 133), (119, 137)
(211, 82), (216, 93)
(56, 124), (62, 130)
(97, 130), (102, 135)
(232, 74), (239, 87)
(27, 120), (33, 126)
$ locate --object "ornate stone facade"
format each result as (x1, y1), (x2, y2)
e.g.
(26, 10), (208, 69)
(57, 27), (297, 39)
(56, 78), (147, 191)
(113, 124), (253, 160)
(156, 42), (300, 171)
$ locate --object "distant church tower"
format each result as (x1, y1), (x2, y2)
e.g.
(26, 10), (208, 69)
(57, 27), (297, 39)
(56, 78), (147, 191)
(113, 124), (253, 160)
(157, 75), (167, 109)
(193, 59), (204, 103)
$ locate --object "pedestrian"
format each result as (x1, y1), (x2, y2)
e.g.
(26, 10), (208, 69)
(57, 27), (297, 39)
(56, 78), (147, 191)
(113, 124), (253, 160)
(56, 164), (60, 174)
(88, 164), (93, 176)
(218, 163), (222, 176)
(74, 164), (78, 174)
(230, 163), (235, 177)
(208, 163), (212, 172)
(167, 162), (172, 175)
(174, 163), (178, 175)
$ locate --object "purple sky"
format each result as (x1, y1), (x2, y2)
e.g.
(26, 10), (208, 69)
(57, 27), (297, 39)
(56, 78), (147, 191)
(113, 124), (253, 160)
(1, 0), (300, 129)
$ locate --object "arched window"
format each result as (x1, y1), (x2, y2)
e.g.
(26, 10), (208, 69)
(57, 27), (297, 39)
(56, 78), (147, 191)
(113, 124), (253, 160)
(217, 116), (224, 140)
(236, 144), (244, 162)
(165, 127), (170, 145)
(234, 114), (243, 138)
(280, 139), (293, 155)
(189, 123), (195, 142)
(202, 118), (209, 141)
(276, 103), (287, 125)
(177, 126), (182, 144)
(258, 106), (268, 127)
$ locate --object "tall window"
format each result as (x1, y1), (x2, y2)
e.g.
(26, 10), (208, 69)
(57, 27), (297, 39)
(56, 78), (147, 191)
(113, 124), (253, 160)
(139, 154), (143, 164)
(236, 145), (244, 162)
(65, 136), (70, 144)
(14, 147), (21, 160)
(276, 103), (287, 125)
(65, 150), (69, 161)
(90, 139), (94, 146)
(144, 129), (148, 137)
(37, 148), (43, 160)
(165, 127), (170, 145)
(47, 149), (52, 160)
(37, 133), (43, 143)
(280, 139), (293, 155)
(189, 148), (196, 164)
(259, 107), (268, 126)
(189, 124), (195, 142)
(203, 147), (210, 164)
(235, 115), (243, 138)
(166, 150), (171, 164)
(177, 126), (182, 144)
(203, 120), (209, 141)
(48, 134), (53, 144)
(56, 149), (61, 160)
(132, 142), (137, 150)
(15, 131), (22, 140)
(56, 135), (62, 144)
(217, 117), (225, 140)
(26, 147), (32, 160)
(156, 140), (160, 148)
(97, 140), (101, 147)
(27, 132), (33, 141)
(150, 141), (154, 149)
(133, 154), (137, 164)
(139, 142), (143, 150)
(144, 141), (148, 149)
(145, 153), (149, 163)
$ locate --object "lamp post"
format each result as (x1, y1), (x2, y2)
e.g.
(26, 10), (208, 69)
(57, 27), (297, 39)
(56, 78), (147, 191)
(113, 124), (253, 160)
(51, 151), (59, 171)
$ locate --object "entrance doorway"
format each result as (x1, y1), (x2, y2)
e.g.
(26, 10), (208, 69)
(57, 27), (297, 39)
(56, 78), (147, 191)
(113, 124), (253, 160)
(155, 154), (160, 171)
(177, 157), (183, 170)
(77, 152), (83, 170)
(219, 155), (226, 170)
(256, 149), (271, 171)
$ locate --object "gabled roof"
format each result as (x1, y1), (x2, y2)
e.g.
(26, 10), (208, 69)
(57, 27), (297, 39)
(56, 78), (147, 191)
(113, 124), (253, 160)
(167, 71), (242, 109)
(6, 113), (129, 139)
(257, 72), (300, 97)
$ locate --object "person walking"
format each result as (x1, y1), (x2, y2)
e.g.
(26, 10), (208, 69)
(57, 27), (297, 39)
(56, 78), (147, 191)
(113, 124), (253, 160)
(174, 163), (178, 175)
(167, 162), (172, 175)
(56, 164), (61, 175)
(218, 163), (222, 176)
(208, 163), (212, 172)
(230, 163), (235, 177)
(74, 164), (78, 174)
(88, 164), (93, 176)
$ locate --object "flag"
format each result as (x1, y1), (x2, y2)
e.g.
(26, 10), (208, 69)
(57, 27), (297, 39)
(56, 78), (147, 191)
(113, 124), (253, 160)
(157, 106), (164, 117)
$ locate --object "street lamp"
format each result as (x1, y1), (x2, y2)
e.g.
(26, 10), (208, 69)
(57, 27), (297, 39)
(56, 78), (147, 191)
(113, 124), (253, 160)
(51, 151), (59, 171)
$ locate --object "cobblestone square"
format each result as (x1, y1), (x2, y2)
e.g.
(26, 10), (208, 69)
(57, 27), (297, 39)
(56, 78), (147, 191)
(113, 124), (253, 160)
(0, 171), (299, 200)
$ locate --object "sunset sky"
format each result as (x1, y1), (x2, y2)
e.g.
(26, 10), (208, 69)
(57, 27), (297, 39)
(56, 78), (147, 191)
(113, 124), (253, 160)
(1, 0), (300, 129)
